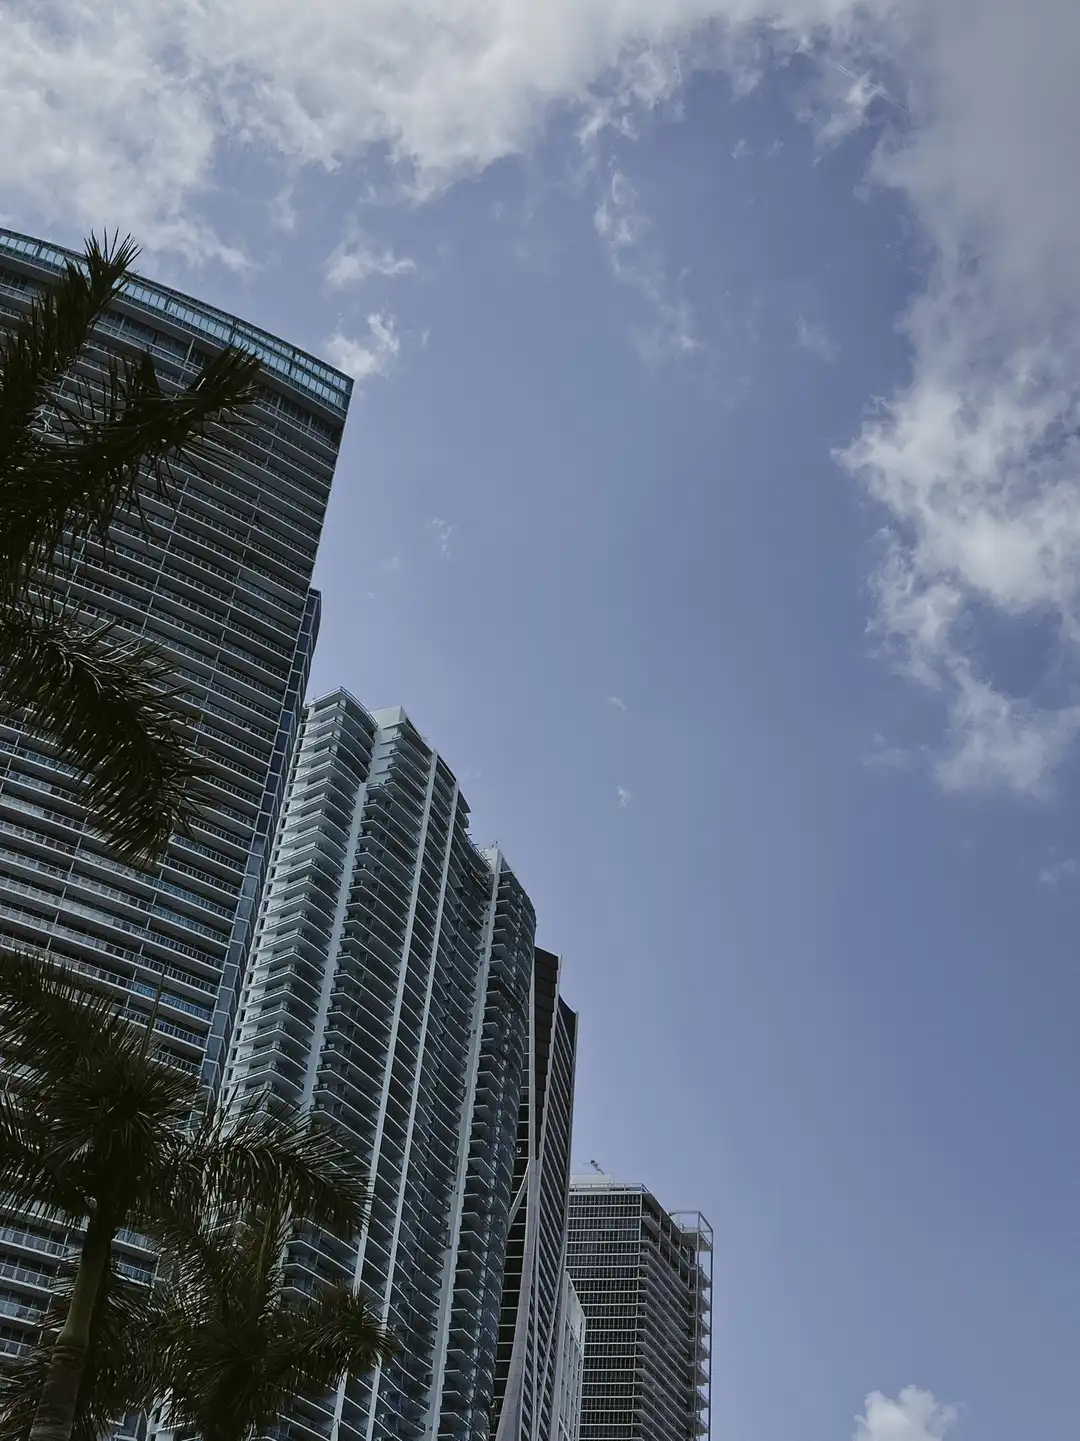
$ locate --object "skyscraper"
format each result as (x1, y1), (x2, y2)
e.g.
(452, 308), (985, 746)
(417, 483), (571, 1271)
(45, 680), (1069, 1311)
(0, 228), (349, 1363)
(492, 949), (579, 1441)
(566, 1177), (712, 1441)
(224, 690), (543, 1441)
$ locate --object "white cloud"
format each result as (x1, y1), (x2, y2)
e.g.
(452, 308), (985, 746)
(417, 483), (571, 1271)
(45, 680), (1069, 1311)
(795, 313), (838, 363)
(853, 1389), (958, 1441)
(617, 785), (632, 808)
(430, 517), (454, 557)
(0, 0), (862, 254)
(323, 312), (400, 382)
(608, 695), (628, 712)
(6, 0), (1080, 793)
(828, 0), (1080, 796)
(325, 236), (416, 288)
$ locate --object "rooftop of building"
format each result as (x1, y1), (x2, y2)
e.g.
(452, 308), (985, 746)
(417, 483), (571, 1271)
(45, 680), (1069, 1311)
(0, 226), (352, 419)
(570, 1173), (713, 1249)
(306, 687), (541, 897)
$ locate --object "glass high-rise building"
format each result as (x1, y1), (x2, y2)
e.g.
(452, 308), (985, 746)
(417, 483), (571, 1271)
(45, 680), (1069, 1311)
(566, 1177), (712, 1441)
(0, 228), (349, 1363)
(224, 690), (544, 1441)
(492, 948), (579, 1441)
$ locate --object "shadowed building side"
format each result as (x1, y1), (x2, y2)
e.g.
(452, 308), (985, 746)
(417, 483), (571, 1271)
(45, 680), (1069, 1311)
(491, 949), (578, 1441)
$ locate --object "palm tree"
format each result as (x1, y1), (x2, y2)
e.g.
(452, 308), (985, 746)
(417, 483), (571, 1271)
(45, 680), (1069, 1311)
(0, 1267), (159, 1441)
(149, 1198), (396, 1441)
(0, 950), (373, 1441)
(0, 232), (261, 862)
(0, 1203), (396, 1441)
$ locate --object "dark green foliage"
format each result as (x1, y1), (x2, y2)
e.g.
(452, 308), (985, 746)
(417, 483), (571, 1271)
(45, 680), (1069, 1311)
(0, 951), (380, 1441)
(0, 233), (261, 861)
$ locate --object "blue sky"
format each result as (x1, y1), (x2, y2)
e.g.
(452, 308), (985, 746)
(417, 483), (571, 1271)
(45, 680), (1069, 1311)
(5, 4), (1080, 1439)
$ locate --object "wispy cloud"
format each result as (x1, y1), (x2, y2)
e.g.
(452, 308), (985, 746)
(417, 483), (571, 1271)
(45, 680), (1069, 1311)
(853, 1389), (958, 1441)
(323, 313), (400, 384)
(1038, 855), (1080, 887)
(594, 168), (700, 366)
(607, 695), (628, 713)
(795, 314), (839, 363)
(616, 785), (632, 808)
(430, 517), (454, 557)
(325, 235), (417, 288)
(268, 185), (297, 233)
(863, 734), (915, 774)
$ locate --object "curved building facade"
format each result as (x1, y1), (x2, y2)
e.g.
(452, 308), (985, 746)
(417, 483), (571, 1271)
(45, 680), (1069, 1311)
(0, 229), (349, 1369)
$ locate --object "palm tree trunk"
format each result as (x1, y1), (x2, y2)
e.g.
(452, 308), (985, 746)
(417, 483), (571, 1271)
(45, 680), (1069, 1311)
(28, 1209), (114, 1441)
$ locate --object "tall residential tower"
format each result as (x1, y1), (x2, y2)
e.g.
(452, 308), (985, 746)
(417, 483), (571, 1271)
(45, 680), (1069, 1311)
(0, 228), (349, 1363)
(225, 690), (553, 1441)
(566, 1177), (712, 1441)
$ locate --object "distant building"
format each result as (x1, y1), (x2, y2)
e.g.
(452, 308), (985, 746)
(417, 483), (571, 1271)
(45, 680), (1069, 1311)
(0, 227), (349, 1367)
(566, 1176), (712, 1441)
(551, 1272), (585, 1441)
(225, 690), (554, 1441)
(492, 949), (579, 1441)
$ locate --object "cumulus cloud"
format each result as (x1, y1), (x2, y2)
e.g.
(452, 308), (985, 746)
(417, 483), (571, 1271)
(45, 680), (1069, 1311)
(836, 0), (1080, 793)
(6, 0), (1080, 792)
(617, 785), (632, 808)
(854, 1389), (958, 1441)
(0, 0), (860, 250)
(323, 312), (400, 382)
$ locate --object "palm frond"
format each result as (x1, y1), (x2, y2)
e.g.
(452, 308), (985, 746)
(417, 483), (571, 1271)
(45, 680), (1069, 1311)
(0, 950), (199, 1218)
(0, 233), (260, 599)
(0, 1083), (87, 1220)
(0, 949), (129, 1074)
(17, 345), (262, 591)
(0, 604), (212, 860)
(0, 233), (138, 598)
(0, 233), (137, 458)
(173, 1102), (372, 1241)
(280, 1282), (397, 1378)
